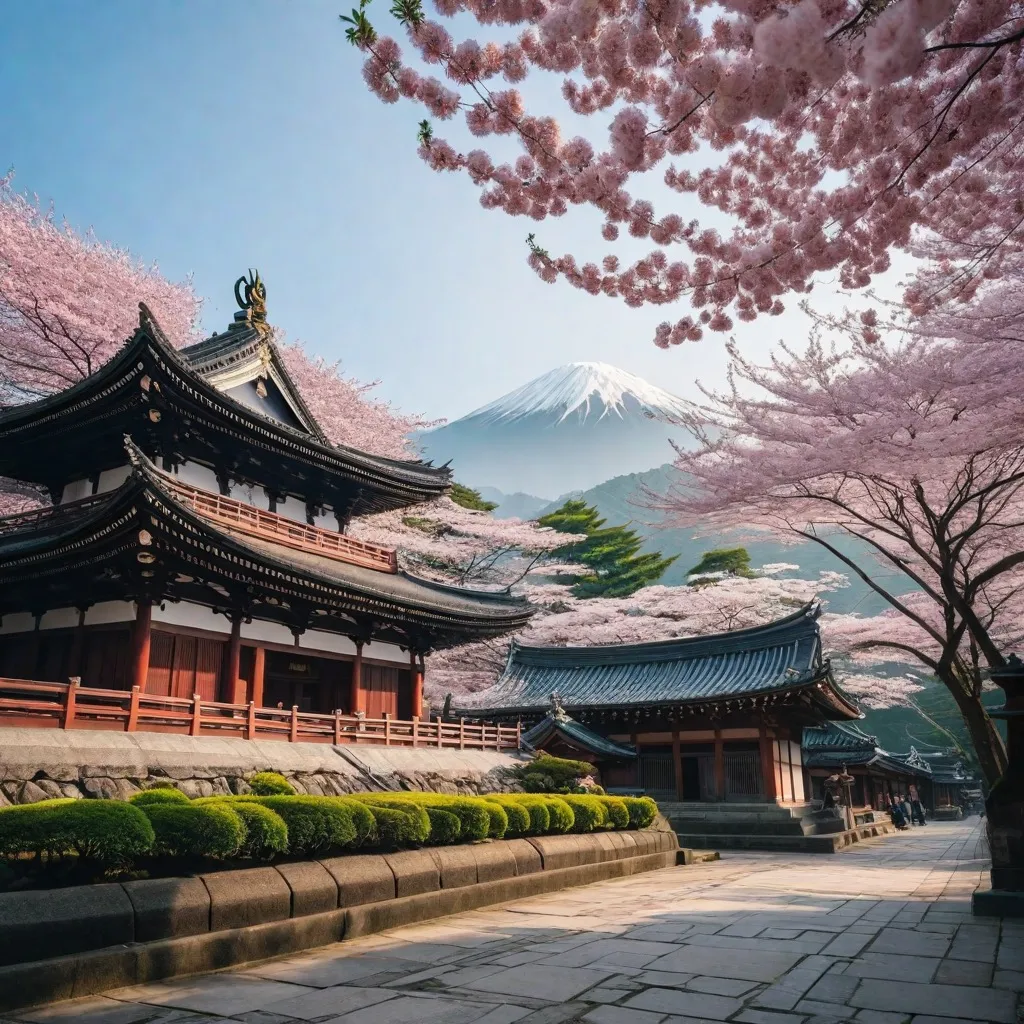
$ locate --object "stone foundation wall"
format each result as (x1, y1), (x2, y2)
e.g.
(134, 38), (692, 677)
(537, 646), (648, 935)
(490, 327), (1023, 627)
(0, 729), (530, 805)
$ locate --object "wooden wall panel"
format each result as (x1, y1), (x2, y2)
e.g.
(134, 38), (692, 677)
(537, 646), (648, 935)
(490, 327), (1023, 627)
(171, 635), (198, 698)
(146, 633), (174, 696)
(0, 635), (37, 679)
(363, 664), (399, 719)
(194, 639), (222, 702)
(82, 629), (131, 690)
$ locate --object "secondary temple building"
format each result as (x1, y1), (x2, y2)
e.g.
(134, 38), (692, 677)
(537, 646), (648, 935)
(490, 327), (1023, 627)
(452, 604), (862, 804)
(0, 274), (532, 733)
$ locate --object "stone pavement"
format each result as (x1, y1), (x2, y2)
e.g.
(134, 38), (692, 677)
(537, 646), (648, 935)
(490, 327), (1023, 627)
(10, 819), (1020, 1024)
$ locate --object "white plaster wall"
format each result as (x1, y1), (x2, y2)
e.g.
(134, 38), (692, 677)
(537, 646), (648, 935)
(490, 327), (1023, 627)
(276, 494), (308, 524)
(153, 601), (230, 634)
(61, 479), (92, 503)
(237, 619), (407, 664)
(0, 612), (35, 635)
(175, 461), (221, 495)
(40, 608), (79, 630)
(85, 601), (135, 625)
(98, 465), (131, 491)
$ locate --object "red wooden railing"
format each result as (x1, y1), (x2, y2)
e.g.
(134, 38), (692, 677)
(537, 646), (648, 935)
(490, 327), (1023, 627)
(0, 677), (520, 751)
(163, 478), (399, 573)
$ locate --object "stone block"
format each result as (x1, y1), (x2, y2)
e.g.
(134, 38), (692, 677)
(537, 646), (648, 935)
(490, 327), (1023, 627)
(529, 834), (583, 870)
(592, 832), (623, 862)
(472, 841), (518, 883)
(973, 889), (1024, 917)
(320, 853), (397, 907)
(201, 866), (291, 932)
(430, 845), (479, 889)
(505, 837), (543, 875)
(383, 848), (441, 898)
(122, 876), (210, 942)
(0, 883), (134, 966)
(275, 860), (339, 918)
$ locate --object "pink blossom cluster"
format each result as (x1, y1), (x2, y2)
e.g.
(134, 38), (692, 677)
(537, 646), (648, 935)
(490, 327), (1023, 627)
(350, 0), (1023, 340)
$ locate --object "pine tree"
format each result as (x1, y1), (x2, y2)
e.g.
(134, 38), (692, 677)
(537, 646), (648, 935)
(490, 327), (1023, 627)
(688, 547), (755, 581)
(538, 499), (677, 598)
(449, 482), (498, 512)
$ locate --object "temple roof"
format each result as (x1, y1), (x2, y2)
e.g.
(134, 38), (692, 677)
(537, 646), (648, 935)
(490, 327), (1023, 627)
(802, 721), (932, 776)
(0, 448), (531, 651)
(451, 604), (860, 719)
(521, 709), (638, 760)
(0, 303), (451, 515)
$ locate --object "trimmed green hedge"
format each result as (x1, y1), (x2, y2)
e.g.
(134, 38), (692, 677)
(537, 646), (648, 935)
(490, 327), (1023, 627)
(130, 787), (191, 806)
(248, 772), (296, 796)
(142, 803), (245, 859)
(0, 786), (659, 871)
(0, 799), (155, 866)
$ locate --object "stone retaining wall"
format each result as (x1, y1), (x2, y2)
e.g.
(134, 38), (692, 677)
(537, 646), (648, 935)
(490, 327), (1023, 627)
(0, 729), (529, 805)
(0, 829), (680, 1012)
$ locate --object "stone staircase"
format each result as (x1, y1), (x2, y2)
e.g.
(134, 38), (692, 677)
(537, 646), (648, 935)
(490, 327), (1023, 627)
(661, 801), (895, 854)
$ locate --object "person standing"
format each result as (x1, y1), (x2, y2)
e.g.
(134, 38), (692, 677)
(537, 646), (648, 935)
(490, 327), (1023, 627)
(911, 795), (926, 826)
(902, 794), (914, 826)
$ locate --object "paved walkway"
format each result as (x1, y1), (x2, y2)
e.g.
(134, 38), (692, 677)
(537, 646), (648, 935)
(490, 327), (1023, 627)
(11, 820), (1021, 1024)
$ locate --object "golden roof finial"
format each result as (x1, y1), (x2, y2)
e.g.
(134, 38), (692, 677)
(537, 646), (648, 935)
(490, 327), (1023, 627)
(234, 269), (268, 329)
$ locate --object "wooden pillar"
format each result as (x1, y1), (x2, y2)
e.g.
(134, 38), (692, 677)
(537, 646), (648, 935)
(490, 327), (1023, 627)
(714, 727), (725, 801)
(226, 615), (245, 704)
(759, 722), (777, 803)
(350, 642), (365, 714)
(410, 649), (423, 720)
(130, 600), (152, 693)
(672, 720), (684, 802)
(251, 646), (266, 707)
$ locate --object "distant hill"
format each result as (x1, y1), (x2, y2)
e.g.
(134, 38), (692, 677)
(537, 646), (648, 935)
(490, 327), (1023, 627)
(535, 464), (898, 617)
(477, 487), (551, 521)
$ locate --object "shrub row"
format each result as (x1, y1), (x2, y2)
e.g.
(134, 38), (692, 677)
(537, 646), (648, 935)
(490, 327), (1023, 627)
(0, 788), (659, 870)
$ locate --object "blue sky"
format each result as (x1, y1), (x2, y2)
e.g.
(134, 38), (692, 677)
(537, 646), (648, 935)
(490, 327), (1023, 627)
(2, 0), (894, 422)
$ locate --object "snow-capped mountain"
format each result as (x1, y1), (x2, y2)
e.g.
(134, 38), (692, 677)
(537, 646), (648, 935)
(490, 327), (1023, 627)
(418, 362), (696, 498)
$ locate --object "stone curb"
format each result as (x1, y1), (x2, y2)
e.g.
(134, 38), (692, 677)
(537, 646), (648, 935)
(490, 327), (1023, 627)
(0, 829), (680, 1012)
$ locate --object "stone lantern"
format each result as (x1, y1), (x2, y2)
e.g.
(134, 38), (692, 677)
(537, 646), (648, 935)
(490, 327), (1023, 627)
(973, 655), (1024, 917)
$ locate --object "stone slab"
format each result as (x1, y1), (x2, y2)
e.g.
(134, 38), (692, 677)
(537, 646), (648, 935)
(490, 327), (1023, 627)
(429, 845), (479, 889)
(383, 849), (441, 898)
(504, 838), (543, 876)
(973, 889), (1024, 918)
(0, 883), (134, 967)
(471, 842), (518, 883)
(201, 866), (291, 931)
(121, 877), (210, 942)
(274, 860), (339, 917)
(528, 834), (584, 870)
(321, 853), (397, 908)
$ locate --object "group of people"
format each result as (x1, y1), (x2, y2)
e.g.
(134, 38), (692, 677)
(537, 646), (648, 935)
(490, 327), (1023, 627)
(889, 793), (926, 829)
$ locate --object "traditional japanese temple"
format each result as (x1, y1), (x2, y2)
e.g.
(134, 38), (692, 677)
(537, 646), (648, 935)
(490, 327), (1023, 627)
(802, 720), (932, 810)
(452, 603), (862, 804)
(0, 274), (532, 727)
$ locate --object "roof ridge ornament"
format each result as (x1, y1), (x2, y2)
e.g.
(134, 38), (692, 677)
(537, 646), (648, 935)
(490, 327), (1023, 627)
(234, 269), (269, 332)
(549, 690), (569, 722)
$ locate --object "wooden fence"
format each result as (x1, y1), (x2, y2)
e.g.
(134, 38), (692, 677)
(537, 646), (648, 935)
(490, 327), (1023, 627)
(0, 677), (520, 750)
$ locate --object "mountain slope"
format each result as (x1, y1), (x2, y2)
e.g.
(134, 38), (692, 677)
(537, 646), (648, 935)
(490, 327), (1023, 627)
(419, 362), (694, 498)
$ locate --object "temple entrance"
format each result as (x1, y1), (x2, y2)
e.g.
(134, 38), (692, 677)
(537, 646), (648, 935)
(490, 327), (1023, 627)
(262, 650), (351, 714)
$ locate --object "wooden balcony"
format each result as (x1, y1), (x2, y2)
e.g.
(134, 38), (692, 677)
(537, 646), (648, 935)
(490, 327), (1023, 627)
(0, 677), (521, 750)
(162, 477), (399, 573)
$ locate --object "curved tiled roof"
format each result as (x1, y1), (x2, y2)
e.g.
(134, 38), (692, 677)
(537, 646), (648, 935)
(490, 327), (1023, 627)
(521, 713), (637, 759)
(453, 604), (859, 716)
(802, 720), (878, 751)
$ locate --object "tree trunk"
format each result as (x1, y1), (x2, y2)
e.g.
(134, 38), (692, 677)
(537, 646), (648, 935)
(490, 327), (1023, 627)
(944, 680), (1007, 788)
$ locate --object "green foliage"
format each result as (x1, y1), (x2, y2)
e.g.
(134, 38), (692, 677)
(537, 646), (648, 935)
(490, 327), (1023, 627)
(142, 803), (244, 859)
(250, 796), (357, 855)
(339, 0), (376, 46)
(130, 787), (190, 806)
(450, 482), (498, 512)
(514, 753), (595, 794)
(389, 0), (424, 28)
(353, 797), (432, 844)
(336, 798), (376, 846)
(499, 794), (574, 833)
(561, 794), (608, 833)
(424, 807), (461, 845)
(357, 792), (492, 842)
(601, 796), (630, 829)
(370, 806), (422, 848)
(622, 796), (658, 829)
(248, 772), (295, 796)
(495, 800), (530, 837)
(490, 795), (549, 834)
(538, 499), (676, 598)
(0, 799), (155, 866)
(202, 801), (289, 859)
(480, 800), (508, 840)
(687, 547), (755, 580)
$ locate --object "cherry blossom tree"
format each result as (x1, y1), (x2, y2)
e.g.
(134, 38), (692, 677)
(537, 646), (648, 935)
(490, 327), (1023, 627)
(655, 319), (1022, 785)
(427, 566), (857, 695)
(342, 0), (1023, 344)
(0, 176), (200, 401)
